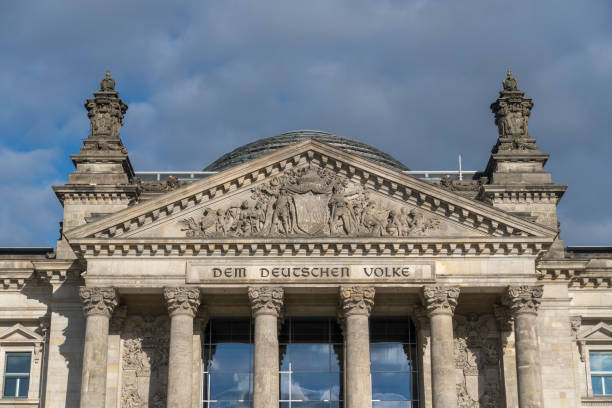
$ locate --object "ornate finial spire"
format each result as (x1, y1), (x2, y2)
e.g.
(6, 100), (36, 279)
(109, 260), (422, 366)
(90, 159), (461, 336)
(85, 71), (127, 139)
(490, 69), (534, 143)
(100, 69), (116, 92)
(502, 68), (518, 91)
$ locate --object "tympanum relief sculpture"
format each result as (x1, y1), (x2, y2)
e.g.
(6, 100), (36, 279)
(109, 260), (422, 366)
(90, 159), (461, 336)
(121, 315), (170, 408)
(180, 165), (442, 238)
(454, 314), (502, 408)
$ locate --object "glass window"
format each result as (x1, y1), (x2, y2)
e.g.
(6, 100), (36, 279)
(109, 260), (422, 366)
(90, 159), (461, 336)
(279, 318), (343, 408)
(591, 351), (612, 396)
(370, 318), (419, 407)
(202, 319), (253, 407)
(3, 352), (31, 398)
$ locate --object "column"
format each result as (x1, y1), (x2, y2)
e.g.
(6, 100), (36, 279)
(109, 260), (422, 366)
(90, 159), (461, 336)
(414, 307), (433, 408)
(338, 286), (375, 408)
(192, 309), (209, 408)
(421, 285), (460, 408)
(164, 287), (201, 408)
(106, 306), (127, 408)
(494, 304), (519, 408)
(248, 286), (284, 408)
(504, 285), (544, 408)
(79, 287), (118, 408)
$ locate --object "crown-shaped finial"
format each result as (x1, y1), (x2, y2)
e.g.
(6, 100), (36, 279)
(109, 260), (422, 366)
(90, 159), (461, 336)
(100, 69), (115, 92)
(502, 68), (518, 91)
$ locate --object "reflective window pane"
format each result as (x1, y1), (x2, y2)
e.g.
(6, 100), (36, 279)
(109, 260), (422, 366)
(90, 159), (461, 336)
(207, 402), (252, 408)
(17, 378), (29, 398)
(280, 318), (343, 406)
(3, 377), (17, 398)
(203, 319), (253, 407)
(291, 373), (330, 401)
(370, 318), (418, 405)
(292, 320), (330, 343)
(370, 344), (411, 372)
(280, 372), (291, 400)
(289, 344), (330, 371)
(605, 376), (612, 395)
(372, 401), (413, 408)
(591, 351), (612, 372)
(5, 354), (30, 374)
(209, 373), (251, 401)
(207, 344), (252, 372)
(372, 372), (413, 401)
(592, 376), (604, 395)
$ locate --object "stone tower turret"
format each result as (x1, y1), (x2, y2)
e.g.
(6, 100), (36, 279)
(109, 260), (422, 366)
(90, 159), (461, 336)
(481, 70), (567, 231)
(53, 71), (139, 258)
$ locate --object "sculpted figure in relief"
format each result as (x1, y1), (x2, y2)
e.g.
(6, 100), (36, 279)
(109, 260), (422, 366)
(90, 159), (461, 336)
(453, 314), (501, 408)
(180, 165), (442, 238)
(120, 315), (170, 408)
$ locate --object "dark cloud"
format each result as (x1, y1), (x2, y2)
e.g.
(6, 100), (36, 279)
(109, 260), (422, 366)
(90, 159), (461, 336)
(0, 0), (611, 245)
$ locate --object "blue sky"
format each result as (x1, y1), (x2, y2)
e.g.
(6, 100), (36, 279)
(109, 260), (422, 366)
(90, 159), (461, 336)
(1, 0), (611, 246)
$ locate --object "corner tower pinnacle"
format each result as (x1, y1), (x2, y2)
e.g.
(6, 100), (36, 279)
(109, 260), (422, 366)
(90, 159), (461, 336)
(53, 72), (139, 251)
(481, 70), (567, 231)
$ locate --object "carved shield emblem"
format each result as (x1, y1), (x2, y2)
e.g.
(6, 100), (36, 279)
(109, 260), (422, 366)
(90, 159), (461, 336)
(293, 192), (331, 235)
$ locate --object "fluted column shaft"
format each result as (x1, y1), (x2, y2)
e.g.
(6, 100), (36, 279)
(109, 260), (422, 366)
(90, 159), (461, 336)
(339, 286), (375, 408)
(248, 287), (284, 408)
(164, 287), (201, 408)
(79, 287), (118, 408)
(422, 285), (460, 408)
(505, 286), (544, 408)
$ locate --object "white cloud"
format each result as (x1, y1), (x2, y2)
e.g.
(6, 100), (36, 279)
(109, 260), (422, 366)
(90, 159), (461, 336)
(1, 0), (612, 245)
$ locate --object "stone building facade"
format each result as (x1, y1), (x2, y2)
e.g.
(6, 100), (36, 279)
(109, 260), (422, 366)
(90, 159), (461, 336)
(0, 70), (611, 408)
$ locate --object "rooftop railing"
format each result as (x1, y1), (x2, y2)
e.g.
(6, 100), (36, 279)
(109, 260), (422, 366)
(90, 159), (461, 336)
(135, 169), (480, 182)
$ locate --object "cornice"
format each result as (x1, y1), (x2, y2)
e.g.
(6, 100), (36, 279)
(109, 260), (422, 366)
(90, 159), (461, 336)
(53, 185), (138, 205)
(70, 236), (551, 258)
(537, 258), (612, 288)
(64, 140), (556, 241)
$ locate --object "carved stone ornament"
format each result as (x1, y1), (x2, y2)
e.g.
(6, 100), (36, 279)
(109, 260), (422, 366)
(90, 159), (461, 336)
(81, 140), (128, 154)
(338, 286), (375, 317)
(504, 285), (543, 315)
(454, 314), (502, 408)
(163, 287), (201, 317)
(248, 286), (284, 317)
(490, 69), (534, 140)
(179, 165), (441, 238)
(436, 175), (483, 192)
(570, 316), (581, 337)
(421, 285), (460, 316)
(79, 287), (118, 317)
(134, 176), (187, 193)
(85, 70), (128, 139)
(121, 314), (170, 408)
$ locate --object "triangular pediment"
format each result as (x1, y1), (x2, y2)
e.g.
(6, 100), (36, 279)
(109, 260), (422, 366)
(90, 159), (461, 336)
(578, 322), (612, 341)
(0, 324), (44, 344)
(65, 139), (555, 255)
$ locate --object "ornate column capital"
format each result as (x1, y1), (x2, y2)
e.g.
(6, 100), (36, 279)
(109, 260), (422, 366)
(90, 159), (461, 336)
(504, 285), (543, 316)
(164, 287), (201, 317)
(421, 285), (460, 316)
(248, 286), (284, 317)
(338, 286), (375, 317)
(79, 287), (118, 317)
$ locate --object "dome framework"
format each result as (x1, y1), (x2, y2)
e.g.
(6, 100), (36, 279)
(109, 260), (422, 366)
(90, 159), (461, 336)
(204, 130), (409, 172)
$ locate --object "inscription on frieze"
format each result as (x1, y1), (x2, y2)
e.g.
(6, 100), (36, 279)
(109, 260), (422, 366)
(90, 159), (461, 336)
(187, 259), (435, 283)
